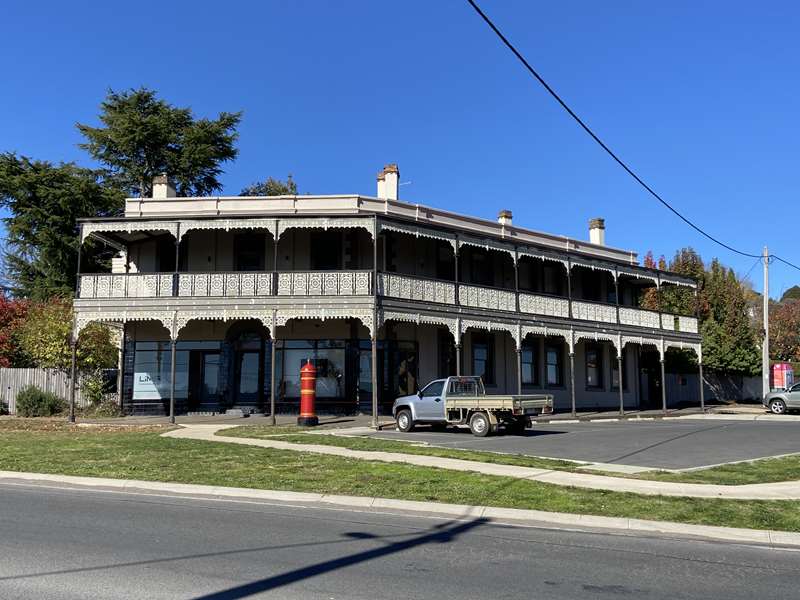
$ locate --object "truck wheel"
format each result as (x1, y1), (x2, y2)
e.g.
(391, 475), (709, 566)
(469, 412), (491, 437)
(396, 409), (415, 432)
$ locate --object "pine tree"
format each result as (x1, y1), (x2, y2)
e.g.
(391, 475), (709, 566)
(78, 88), (241, 197)
(240, 175), (297, 196)
(0, 154), (123, 298)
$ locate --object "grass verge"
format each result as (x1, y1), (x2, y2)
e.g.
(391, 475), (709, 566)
(225, 426), (800, 487)
(638, 455), (800, 486)
(220, 428), (580, 471)
(0, 425), (799, 532)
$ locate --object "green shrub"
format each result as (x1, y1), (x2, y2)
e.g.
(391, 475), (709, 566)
(0, 400), (7, 415)
(78, 398), (122, 418)
(15, 385), (65, 417)
(80, 371), (107, 405)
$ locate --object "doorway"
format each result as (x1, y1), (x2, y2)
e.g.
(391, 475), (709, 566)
(188, 351), (221, 413)
(233, 332), (264, 410)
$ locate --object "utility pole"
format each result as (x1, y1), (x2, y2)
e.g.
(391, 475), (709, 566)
(762, 246), (770, 399)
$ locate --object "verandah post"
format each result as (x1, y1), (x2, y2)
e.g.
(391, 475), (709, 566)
(169, 338), (177, 424)
(618, 353), (624, 416)
(271, 309), (277, 426)
(68, 338), (77, 423)
(569, 351), (576, 417)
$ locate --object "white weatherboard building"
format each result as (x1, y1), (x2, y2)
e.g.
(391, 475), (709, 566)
(74, 165), (702, 417)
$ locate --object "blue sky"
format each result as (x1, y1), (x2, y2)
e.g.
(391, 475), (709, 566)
(2, 1), (798, 296)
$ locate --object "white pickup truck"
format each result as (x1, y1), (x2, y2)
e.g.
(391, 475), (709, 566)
(392, 376), (553, 437)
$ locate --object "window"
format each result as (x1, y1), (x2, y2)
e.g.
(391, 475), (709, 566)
(438, 329), (456, 377)
(234, 232), (266, 271)
(469, 250), (493, 287)
(545, 343), (563, 386)
(585, 343), (603, 389)
(157, 237), (176, 272)
(611, 352), (628, 391)
(310, 230), (342, 270)
(436, 243), (455, 280)
(521, 340), (539, 386)
(543, 264), (562, 295)
(471, 332), (494, 384)
(581, 270), (603, 302)
(421, 380), (444, 397)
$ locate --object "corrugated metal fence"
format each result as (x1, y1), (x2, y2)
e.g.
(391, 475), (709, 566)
(0, 368), (90, 414)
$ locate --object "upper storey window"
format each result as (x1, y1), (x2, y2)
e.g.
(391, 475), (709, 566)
(234, 232), (266, 271)
(310, 230), (342, 270)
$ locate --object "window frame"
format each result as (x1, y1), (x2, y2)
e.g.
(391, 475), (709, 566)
(521, 340), (539, 386)
(584, 342), (604, 390)
(544, 342), (564, 388)
(471, 332), (495, 385)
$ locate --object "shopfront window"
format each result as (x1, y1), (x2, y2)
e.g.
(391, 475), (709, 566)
(471, 332), (494, 384)
(545, 342), (563, 387)
(585, 343), (603, 389)
(279, 340), (345, 399)
(132, 341), (220, 402)
(521, 340), (539, 386)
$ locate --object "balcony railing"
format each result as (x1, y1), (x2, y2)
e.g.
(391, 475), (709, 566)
(79, 274), (173, 299)
(178, 272), (273, 297)
(661, 314), (699, 334)
(458, 284), (516, 312)
(277, 271), (372, 296)
(619, 306), (661, 329)
(377, 273), (455, 304)
(77, 271), (698, 335)
(518, 292), (570, 319)
(571, 300), (617, 324)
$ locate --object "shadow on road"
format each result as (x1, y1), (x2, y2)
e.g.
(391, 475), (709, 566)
(195, 517), (489, 599)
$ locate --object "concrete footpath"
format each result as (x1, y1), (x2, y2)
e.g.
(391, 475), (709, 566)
(163, 424), (800, 500)
(1, 470), (798, 549)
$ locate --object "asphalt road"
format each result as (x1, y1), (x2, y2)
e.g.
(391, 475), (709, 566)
(0, 482), (798, 599)
(369, 419), (800, 469)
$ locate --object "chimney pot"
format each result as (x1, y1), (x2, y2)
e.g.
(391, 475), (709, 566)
(376, 163), (399, 200)
(498, 209), (513, 226)
(589, 217), (605, 246)
(152, 174), (176, 199)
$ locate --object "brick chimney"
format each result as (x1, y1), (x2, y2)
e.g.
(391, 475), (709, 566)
(376, 164), (399, 200)
(589, 217), (605, 246)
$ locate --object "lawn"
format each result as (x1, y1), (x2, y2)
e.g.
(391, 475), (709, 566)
(221, 427), (581, 471)
(223, 426), (800, 487)
(640, 454), (800, 486)
(1, 421), (799, 532)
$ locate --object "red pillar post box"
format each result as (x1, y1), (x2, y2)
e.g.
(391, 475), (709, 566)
(298, 360), (319, 426)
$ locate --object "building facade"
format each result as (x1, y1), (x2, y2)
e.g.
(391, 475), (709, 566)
(73, 166), (703, 419)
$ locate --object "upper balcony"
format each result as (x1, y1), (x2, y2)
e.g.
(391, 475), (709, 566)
(76, 215), (699, 335)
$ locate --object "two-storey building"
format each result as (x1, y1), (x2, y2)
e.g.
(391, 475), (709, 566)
(73, 165), (703, 422)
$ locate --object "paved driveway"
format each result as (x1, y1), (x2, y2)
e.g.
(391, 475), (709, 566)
(367, 419), (800, 470)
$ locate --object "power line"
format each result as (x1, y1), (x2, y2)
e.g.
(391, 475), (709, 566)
(464, 0), (764, 260)
(772, 254), (800, 273)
